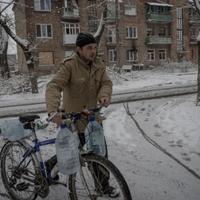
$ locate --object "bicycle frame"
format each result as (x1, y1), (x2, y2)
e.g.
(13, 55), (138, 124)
(15, 128), (57, 181)
(13, 108), (101, 182)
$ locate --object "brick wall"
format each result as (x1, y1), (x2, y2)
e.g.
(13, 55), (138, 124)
(14, 0), (199, 74)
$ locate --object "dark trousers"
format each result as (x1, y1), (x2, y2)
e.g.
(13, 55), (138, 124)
(78, 132), (110, 189)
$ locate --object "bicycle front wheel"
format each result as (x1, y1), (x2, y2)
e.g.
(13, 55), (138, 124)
(69, 153), (132, 200)
(0, 141), (38, 200)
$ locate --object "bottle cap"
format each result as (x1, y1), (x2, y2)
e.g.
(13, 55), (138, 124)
(88, 114), (95, 121)
(60, 124), (66, 129)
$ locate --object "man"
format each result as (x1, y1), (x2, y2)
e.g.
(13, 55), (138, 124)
(46, 32), (112, 129)
(45, 32), (119, 197)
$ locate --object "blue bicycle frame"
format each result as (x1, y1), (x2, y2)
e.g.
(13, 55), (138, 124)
(16, 128), (57, 181)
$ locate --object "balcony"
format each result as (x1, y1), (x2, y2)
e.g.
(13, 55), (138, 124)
(63, 34), (77, 45)
(146, 12), (172, 23)
(145, 35), (172, 45)
(190, 35), (198, 44)
(61, 7), (80, 21)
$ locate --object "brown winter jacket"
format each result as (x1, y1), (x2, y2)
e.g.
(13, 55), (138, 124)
(46, 53), (112, 116)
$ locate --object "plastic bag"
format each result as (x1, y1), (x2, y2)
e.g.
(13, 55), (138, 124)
(0, 118), (32, 141)
(55, 125), (80, 175)
(84, 119), (106, 156)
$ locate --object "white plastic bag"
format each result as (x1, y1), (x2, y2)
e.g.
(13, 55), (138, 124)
(55, 125), (80, 175)
(0, 119), (32, 141)
(84, 120), (106, 156)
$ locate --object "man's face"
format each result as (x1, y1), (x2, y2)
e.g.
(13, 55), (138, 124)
(77, 43), (97, 63)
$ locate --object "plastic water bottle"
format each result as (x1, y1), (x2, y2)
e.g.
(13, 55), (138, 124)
(84, 115), (106, 156)
(55, 124), (80, 175)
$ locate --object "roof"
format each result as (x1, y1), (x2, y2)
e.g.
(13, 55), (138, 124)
(147, 2), (173, 7)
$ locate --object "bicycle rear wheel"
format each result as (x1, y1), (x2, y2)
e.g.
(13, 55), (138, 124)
(0, 141), (38, 200)
(68, 153), (132, 200)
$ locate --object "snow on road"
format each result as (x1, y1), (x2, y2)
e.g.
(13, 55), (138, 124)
(104, 96), (200, 200)
(0, 68), (200, 199)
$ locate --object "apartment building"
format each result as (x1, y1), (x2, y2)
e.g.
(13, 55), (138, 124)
(13, 0), (200, 73)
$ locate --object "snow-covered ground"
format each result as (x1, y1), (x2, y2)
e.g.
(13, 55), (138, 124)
(0, 65), (197, 105)
(0, 64), (200, 199)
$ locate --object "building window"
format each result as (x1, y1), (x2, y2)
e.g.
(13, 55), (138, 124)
(176, 8), (183, 52)
(126, 27), (137, 39)
(159, 49), (166, 60)
(147, 28), (153, 36)
(147, 49), (155, 61)
(159, 27), (166, 36)
(36, 24), (52, 38)
(124, 5), (136, 16)
(38, 52), (54, 65)
(34, 0), (51, 11)
(107, 26), (116, 43)
(106, 1), (115, 19)
(64, 23), (80, 35)
(88, 0), (98, 32)
(109, 49), (117, 62)
(63, 0), (79, 16)
(126, 50), (138, 61)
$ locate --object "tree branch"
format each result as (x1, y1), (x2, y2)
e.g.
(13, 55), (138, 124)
(0, 18), (29, 50)
(0, 0), (15, 15)
(193, 0), (200, 15)
(94, 12), (105, 45)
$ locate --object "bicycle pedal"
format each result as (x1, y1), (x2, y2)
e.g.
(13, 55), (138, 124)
(9, 177), (17, 187)
(37, 187), (49, 198)
(16, 182), (29, 191)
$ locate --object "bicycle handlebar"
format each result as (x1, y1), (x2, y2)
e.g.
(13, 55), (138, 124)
(47, 107), (102, 122)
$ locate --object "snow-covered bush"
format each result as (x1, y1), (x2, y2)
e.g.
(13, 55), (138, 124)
(0, 74), (31, 95)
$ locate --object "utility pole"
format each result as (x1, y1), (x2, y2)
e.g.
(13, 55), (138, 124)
(197, 32), (200, 105)
(115, 0), (120, 72)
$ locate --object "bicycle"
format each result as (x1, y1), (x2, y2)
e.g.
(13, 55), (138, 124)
(0, 108), (132, 200)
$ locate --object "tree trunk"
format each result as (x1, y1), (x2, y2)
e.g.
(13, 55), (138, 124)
(197, 40), (200, 105)
(24, 50), (38, 93)
(0, 41), (10, 79)
(0, 18), (38, 93)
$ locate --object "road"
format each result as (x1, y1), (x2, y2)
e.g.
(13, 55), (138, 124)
(0, 84), (197, 118)
(106, 100), (200, 200)
(1, 96), (200, 199)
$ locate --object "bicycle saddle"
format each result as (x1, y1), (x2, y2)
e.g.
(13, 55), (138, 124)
(19, 115), (40, 123)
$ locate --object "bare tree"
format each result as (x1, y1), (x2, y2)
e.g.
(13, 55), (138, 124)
(0, 22), (10, 78)
(0, 0), (38, 93)
(193, 0), (200, 14)
(94, 11), (106, 45)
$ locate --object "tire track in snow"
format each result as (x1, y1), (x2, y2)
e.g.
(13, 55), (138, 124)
(123, 102), (200, 181)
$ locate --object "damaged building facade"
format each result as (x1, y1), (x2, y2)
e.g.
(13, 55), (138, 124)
(13, 0), (200, 73)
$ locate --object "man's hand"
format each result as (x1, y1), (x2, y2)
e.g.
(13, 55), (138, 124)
(99, 96), (110, 107)
(49, 112), (62, 128)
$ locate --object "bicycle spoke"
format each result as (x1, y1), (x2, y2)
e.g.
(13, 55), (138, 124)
(1, 142), (38, 200)
(69, 154), (132, 200)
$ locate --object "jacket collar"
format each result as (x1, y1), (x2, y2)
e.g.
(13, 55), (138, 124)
(75, 53), (100, 73)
